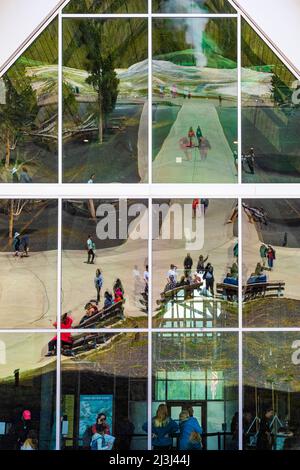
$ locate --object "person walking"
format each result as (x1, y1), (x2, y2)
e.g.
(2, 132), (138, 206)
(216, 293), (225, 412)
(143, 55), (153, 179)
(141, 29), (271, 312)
(199, 136), (211, 161)
(179, 136), (192, 162)
(87, 235), (95, 264)
(94, 269), (103, 305)
(13, 232), (21, 257)
(143, 404), (178, 451)
(179, 409), (203, 451)
(246, 148), (255, 174)
(196, 125), (203, 146)
(267, 245), (276, 270)
(20, 235), (30, 257)
(260, 244), (268, 267)
(188, 127), (196, 147)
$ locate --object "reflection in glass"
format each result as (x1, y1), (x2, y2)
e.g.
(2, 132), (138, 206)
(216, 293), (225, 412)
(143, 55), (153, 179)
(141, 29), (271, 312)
(62, 19), (148, 183)
(153, 0), (235, 13)
(0, 20), (58, 183)
(242, 199), (300, 327)
(152, 18), (237, 183)
(242, 19), (300, 183)
(0, 199), (58, 328)
(243, 332), (300, 450)
(63, 0), (147, 13)
(61, 332), (147, 450)
(152, 199), (238, 327)
(62, 199), (148, 328)
(0, 334), (56, 450)
(152, 332), (238, 450)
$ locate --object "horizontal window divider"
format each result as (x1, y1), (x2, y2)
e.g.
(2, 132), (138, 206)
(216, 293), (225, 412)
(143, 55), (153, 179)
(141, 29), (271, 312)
(61, 13), (238, 19)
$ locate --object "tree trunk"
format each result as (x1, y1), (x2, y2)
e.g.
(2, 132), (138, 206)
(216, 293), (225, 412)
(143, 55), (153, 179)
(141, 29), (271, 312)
(5, 129), (10, 169)
(88, 199), (96, 221)
(98, 92), (103, 144)
(8, 200), (14, 241)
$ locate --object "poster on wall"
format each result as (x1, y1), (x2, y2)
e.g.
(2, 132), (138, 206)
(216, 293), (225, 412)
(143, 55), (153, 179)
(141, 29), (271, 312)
(79, 395), (113, 438)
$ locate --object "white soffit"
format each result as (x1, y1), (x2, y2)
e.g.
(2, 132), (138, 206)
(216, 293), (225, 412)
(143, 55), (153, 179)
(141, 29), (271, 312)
(234, 0), (300, 76)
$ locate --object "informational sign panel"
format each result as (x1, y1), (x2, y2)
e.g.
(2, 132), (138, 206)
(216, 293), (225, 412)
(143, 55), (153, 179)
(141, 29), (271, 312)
(79, 395), (113, 438)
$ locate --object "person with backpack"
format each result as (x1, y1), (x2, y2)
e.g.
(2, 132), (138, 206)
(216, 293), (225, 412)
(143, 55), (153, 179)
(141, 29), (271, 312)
(143, 404), (178, 450)
(203, 263), (215, 296)
(94, 269), (103, 305)
(267, 245), (276, 270)
(91, 424), (115, 450)
(178, 409), (202, 451)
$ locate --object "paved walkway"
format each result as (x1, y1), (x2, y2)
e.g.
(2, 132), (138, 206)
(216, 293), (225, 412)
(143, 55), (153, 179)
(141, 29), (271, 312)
(153, 101), (236, 183)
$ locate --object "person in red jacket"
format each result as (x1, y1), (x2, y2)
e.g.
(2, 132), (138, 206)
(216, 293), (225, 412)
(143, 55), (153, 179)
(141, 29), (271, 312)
(91, 413), (110, 435)
(45, 312), (73, 356)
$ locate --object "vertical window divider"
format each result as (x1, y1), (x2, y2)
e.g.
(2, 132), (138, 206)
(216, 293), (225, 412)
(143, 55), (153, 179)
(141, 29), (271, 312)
(147, 194), (153, 449)
(237, 12), (242, 185)
(238, 197), (243, 450)
(55, 197), (62, 450)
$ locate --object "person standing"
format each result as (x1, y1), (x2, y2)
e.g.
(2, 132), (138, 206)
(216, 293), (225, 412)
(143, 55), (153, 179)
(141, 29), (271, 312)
(20, 234), (30, 257)
(267, 245), (276, 270)
(87, 235), (95, 264)
(88, 173), (95, 184)
(19, 167), (32, 183)
(167, 264), (178, 282)
(184, 253), (193, 275)
(260, 244), (268, 267)
(246, 148), (255, 174)
(179, 136), (192, 162)
(233, 150), (238, 176)
(192, 198), (200, 218)
(143, 404), (178, 451)
(94, 269), (103, 305)
(256, 408), (274, 450)
(196, 255), (208, 273)
(203, 263), (214, 296)
(179, 408), (203, 451)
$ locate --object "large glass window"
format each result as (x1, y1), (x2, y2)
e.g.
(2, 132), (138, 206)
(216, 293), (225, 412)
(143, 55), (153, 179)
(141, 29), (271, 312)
(152, 198), (238, 328)
(242, 19), (300, 183)
(62, 18), (148, 183)
(242, 198), (300, 327)
(0, 199), (58, 328)
(152, 0), (236, 13)
(0, 333), (56, 450)
(152, 17), (237, 183)
(63, 0), (148, 13)
(0, 20), (58, 183)
(152, 332), (238, 450)
(61, 332), (148, 450)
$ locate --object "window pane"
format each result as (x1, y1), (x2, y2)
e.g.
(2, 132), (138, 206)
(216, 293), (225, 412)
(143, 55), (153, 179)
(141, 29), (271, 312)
(242, 19), (300, 183)
(0, 333), (56, 450)
(242, 199), (299, 327)
(0, 20), (58, 183)
(62, 18), (148, 183)
(243, 332), (300, 451)
(152, 199), (239, 328)
(153, 0), (236, 13)
(0, 199), (58, 328)
(152, 332), (238, 450)
(62, 199), (148, 328)
(61, 332), (148, 450)
(152, 18), (237, 183)
(64, 0), (147, 13)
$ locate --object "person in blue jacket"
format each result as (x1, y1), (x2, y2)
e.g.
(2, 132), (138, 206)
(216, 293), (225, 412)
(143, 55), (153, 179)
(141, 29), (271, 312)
(179, 406), (203, 451)
(143, 404), (178, 450)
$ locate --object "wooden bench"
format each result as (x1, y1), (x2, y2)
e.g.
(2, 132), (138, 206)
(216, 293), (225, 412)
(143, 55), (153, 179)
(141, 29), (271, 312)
(243, 281), (285, 301)
(157, 282), (203, 306)
(63, 332), (110, 356)
(216, 283), (238, 301)
(74, 301), (125, 329)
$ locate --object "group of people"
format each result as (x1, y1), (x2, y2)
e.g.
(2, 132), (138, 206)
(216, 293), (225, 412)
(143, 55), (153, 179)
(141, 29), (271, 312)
(164, 255), (215, 297)
(7, 409), (38, 450)
(179, 126), (211, 162)
(12, 232), (30, 258)
(192, 198), (209, 218)
(143, 404), (202, 451)
(260, 243), (276, 270)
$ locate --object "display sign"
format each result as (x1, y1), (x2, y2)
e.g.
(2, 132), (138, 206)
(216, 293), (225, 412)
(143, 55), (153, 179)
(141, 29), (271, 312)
(79, 395), (113, 438)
